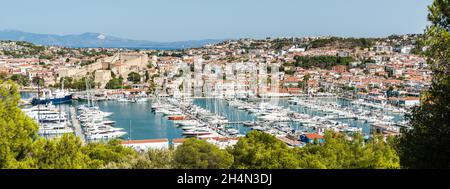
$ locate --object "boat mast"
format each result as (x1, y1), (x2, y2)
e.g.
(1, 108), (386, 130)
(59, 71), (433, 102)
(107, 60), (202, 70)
(121, 76), (124, 100)
(59, 77), (63, 124)
(36, 57), (41, 124)
(37, 75), (41, 124)
(129, 120), (131, 142)
(85, 77), (90, 107)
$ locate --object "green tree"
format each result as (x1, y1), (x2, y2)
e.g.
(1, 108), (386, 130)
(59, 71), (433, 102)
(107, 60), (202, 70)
(396, 0), (450, 169)
(127, 72), (141, 84)
(105, 77), (124, 89)
(26, 135), (94, 169)
(365, 135), (400, 168)
(108, 148), (174, 169)
(295, 132), (399, 169)
(229, 131), (299, 169)
(32, 77), (44, 87)
(144, 148), (174, 168)
(294, 55), (354, 69)
(173, 138), (233, 169)
(53, 76), (95, 91)
(10, 74), (30, 86)
(147, 76), (157, 94)
(145, 71), (150, 82)
(298, 74), (311, 92)
(71, 76), (95, 90)
(0, 81), (39, 168)
(0, 81), (137, 168)
(79, 60), (95, 66)
(83, 139), (137, 168)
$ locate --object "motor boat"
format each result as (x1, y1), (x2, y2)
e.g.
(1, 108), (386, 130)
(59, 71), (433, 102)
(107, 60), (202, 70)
(183, 128), (215, 136)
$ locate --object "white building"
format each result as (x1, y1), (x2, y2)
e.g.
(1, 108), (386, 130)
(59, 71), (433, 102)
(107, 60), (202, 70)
(401, 46), (413, 54)
(374, 45), (393, 53)
(288, 46), (306, 53)
(121, 139), (169, 151)
(399, 97), (420, 107)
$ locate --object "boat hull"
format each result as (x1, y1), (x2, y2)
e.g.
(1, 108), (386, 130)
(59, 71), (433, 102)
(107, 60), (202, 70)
(168, 115), (187, 120)
(32, 94), (73, 105)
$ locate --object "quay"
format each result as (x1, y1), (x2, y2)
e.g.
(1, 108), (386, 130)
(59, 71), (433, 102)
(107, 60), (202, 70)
(70, 107), (86, 144)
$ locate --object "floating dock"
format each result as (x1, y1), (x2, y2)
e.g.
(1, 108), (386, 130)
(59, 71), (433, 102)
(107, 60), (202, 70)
(70, 107), (86, 144)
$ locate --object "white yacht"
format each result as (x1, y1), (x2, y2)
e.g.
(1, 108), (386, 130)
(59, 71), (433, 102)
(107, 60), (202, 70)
(226, 128), (240, 135)
(183, 128), (215, 136)
(38, 123), (74, 135)
(174, 120), (200, 126)
(86, 130), (127, 140)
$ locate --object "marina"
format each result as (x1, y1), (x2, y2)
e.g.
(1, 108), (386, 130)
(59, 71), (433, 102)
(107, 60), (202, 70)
(21, 91), (408, 146)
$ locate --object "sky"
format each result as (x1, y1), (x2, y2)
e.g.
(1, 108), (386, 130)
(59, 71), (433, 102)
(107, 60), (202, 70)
(0, 0), (433, 42)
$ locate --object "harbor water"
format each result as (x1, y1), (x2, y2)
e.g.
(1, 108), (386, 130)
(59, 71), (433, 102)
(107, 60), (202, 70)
(20, 92), (406, 140)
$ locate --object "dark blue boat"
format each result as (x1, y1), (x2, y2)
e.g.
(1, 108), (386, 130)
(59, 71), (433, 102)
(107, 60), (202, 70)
(31, 93), (73, 105)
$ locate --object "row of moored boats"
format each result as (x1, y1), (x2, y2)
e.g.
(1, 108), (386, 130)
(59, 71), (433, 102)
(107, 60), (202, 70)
(77, 105), (127, 140)
(22, 104), (74, 136)
(151, 98), (243, 138)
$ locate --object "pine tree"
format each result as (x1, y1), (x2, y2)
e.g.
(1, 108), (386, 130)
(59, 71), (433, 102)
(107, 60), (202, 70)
(0, 81), (39, 168)
(229, 131), (299, 169)
(396, 0), (450, 168)
(173, 138), (233, 169)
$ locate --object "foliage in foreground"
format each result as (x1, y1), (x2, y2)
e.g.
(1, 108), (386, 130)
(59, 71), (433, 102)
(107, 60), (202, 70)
(0, 81), (38, 168)
(229, 131), (399, 169)
(174, 138), (233, 169)
(395, 0), (450, 169)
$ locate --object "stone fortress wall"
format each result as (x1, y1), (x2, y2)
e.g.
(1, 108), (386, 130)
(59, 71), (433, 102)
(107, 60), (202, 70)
(57, 52), (149, 88)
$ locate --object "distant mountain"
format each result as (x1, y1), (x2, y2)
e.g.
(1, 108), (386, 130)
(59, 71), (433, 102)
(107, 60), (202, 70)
(0, 30), (225, 49)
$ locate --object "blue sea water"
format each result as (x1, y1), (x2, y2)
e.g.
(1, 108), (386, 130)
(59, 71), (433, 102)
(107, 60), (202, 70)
(20, 92), (405, 140)
(21, 92), (183, 140)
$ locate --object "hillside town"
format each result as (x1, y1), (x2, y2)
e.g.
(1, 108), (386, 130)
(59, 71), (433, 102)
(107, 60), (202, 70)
(1, 35), (428, 108)
(1, 35), (430, 150)
(2, 0), (450, 174)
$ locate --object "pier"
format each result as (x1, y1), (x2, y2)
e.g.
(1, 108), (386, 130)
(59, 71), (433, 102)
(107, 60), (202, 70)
(70, 107), (86, 144)
(223, 120), (301, 125)
(333, 117), (358, 120)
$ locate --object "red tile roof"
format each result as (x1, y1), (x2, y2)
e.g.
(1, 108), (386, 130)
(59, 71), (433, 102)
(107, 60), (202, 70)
(287, 87), (301, 94)
(172, 138), (187, 144)
(284, 76), (299, 83)
(304, 133), (324, 139)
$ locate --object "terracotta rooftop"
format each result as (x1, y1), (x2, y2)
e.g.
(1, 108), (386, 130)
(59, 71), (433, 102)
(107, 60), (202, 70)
(304, 133), (324, 139)
(172, 138), (187, 144)
(284, 76), (299, 83)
